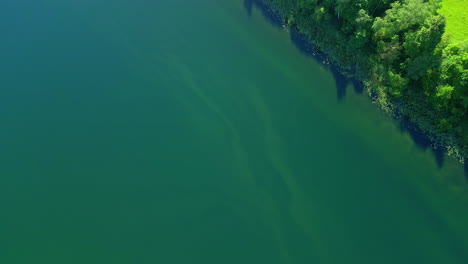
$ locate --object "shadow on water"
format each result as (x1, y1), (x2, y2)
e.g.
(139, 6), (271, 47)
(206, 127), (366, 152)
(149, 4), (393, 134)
(464, 162), (468, 181)
(243, 0), (459, 171)
(289, 29), (364, 101)
(288, 29), (364, 101)
(331, 65), (349, 100)
(398, 118), (446, 169)
(243, 0), (283, 28)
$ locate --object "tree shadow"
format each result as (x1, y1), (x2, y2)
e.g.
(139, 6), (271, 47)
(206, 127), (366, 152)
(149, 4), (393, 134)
(464, 162), (468, 181)
(288, 29), (363, 101)
(243, 0), (283, 28)
(398, 118), (446, 169)
(331, 65), (349, 100)
(243, 0), (253, 16)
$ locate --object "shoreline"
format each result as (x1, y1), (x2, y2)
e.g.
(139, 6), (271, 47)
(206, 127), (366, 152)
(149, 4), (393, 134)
(246, 0), (466, 163)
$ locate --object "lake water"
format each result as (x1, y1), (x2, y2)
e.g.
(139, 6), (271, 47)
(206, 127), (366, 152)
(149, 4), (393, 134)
(1, 0), (467, 263)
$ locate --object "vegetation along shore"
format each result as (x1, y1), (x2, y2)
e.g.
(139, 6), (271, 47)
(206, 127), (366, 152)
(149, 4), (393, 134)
(250, 0), (467, 162)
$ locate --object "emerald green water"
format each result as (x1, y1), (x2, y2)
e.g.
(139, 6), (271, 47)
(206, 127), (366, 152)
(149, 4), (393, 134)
(1, 0), (468, 263)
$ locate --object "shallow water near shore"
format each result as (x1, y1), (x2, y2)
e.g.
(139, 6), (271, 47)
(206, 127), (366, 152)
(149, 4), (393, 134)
(1, 0), (467, 263)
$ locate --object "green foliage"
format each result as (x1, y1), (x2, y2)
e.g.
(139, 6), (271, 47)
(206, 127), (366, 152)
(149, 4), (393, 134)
(376, 36), (402, 64)
(372, 0), (435, 40)
(388, 71), (409, 97)
(436, 85), (454, 101)
(440, 43), (468, 91)
(403, 15), (445, 59)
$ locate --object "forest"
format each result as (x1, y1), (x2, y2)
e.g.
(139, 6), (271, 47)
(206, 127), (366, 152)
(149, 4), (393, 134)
(265, 0), (467, 159)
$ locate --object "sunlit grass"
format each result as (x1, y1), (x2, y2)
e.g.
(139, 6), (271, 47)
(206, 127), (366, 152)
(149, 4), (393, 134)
(439, 0), (468, 43)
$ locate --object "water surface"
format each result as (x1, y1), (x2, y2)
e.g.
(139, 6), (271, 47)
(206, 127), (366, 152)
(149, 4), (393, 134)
(1, 0), (467, 263)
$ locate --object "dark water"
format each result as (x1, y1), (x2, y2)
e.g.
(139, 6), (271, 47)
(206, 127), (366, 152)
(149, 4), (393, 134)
(1, 0), (468, 263)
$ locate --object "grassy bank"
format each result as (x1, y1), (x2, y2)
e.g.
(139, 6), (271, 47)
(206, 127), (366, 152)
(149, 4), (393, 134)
(439, 0), (468, 43)
(259, 0), (467, 162)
